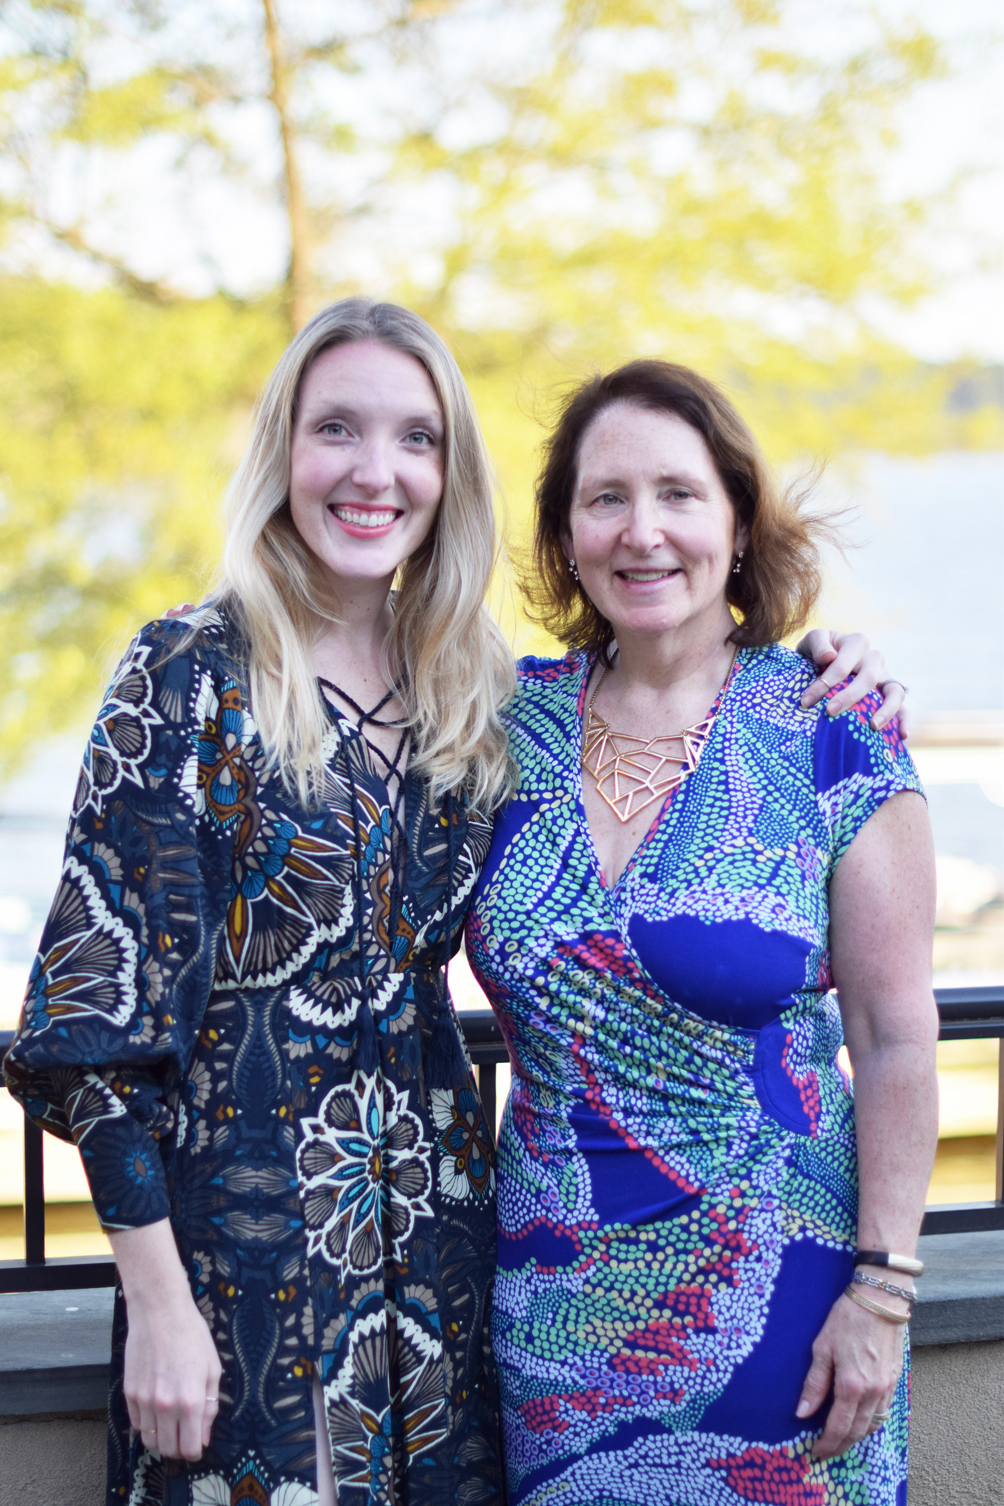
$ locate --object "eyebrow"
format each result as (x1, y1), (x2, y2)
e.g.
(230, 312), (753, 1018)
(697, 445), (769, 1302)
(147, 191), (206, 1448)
(578, 470), (707, 491)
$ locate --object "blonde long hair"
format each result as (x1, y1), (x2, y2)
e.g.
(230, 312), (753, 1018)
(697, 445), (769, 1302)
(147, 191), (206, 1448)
(211, 298), (516, 811)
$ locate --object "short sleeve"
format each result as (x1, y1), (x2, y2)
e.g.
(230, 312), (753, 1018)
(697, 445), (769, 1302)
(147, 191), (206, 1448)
(2, 619), (238, 1229)
(814, 689), (924, 870)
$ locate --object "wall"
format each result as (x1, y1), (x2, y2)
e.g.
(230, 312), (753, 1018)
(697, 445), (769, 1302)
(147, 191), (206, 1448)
(2, 1346), (1004, 1506)
(911, 1339), (1004, 1506)
(0, 1411), (105, 1506)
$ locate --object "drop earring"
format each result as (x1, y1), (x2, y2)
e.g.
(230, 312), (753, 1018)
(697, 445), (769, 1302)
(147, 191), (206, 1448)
(568, 558), (580, 582)
(731, 550), (744, 576)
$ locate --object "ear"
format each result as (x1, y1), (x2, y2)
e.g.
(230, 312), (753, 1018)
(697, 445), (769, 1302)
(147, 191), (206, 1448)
(734, 519), (750, 554)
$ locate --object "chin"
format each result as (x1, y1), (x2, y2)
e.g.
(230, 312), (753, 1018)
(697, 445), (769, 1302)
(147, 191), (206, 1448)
(612, 607), (691, 635)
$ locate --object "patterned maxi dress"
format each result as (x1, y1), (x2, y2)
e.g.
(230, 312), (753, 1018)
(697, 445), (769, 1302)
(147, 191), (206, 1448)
(465, 643), (922, 1506)
(3, 611), (503, 1506)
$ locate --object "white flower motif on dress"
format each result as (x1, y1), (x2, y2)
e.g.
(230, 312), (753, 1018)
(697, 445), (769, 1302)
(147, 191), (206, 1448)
(296, 1071), (433, 1280)
(191, 1477), (317, 1505)
(324, 1307), (447, 1488)
(74, 640), (163, 816)
(430, 1085), (495, 1203)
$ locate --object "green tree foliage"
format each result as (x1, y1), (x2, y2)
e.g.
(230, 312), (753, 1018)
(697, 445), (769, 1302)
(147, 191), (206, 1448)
(0, 0), (998, 764)
(0, 280), (286, 751)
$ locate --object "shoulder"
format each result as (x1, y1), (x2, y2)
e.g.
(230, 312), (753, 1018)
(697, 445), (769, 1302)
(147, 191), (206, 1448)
(510, 649), (591, 730)
(731, 644), (913, 769)
(73, 607), (255, 820)
(129, 605), (238, 672)
(515, 649), (588, 689)
(738, 641), (813, 695)
(110, 608), (246, 724)
(498, 650), (590, 783)
(814, 690), (917, 788)
(728, 642), (816, 736)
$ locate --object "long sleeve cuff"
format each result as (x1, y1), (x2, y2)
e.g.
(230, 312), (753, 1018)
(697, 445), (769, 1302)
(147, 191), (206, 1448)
(77, 1111), (172, 1231)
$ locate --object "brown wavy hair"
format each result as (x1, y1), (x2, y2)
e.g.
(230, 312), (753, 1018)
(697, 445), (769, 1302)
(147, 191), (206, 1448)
(522, 360), (829, 658)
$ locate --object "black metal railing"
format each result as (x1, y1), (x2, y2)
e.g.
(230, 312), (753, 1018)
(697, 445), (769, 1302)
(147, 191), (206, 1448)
(920, 986), (1004, 1235)
(1, 989), (1001, 1294)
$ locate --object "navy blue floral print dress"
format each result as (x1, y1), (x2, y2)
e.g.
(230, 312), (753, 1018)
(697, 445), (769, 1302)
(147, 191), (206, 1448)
(3, 611), (503, 1506)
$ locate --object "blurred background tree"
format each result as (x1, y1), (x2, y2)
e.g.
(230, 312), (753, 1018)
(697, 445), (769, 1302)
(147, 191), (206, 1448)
(0, 0), (999, 764)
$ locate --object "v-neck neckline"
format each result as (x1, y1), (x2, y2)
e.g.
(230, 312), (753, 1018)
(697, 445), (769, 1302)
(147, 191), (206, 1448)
(572, 647), (745, 894)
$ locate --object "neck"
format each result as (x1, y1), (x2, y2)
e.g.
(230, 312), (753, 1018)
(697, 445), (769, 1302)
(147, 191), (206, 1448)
(309, 571), (397, 690)
(607, 603), (737, 697)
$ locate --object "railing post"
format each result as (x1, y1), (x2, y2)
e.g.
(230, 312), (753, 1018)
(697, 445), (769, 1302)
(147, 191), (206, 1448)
(479, 1063), (497, 1146)
(23, 1117), (45, 1266)
(997, 1038), (1004, 1205)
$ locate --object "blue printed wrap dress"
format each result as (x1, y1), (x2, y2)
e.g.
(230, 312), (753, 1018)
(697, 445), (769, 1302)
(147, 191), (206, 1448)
(465, 643), (923, 1506)
(3, 610), (503, 1506)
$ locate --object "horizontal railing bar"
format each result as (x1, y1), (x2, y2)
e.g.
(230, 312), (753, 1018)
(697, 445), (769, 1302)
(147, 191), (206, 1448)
(456, 1009), (505, 1045)
(2, 991), (1004, 1062)
(3, 990), (1004, 1294)
(936, 987), (1004, 1020)
(921, 1202), (1004, 1236)
(0, 1255), (116, 1292)
(457, 1009), (509, 1065)
(939, 1022), (1004, 1040)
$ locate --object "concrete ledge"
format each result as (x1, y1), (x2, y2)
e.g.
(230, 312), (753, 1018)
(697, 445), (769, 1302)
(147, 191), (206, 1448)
(0, 1287), (113, 1415)
(0, 1230), (1002, 1419)
(913, 1229), (1004, 1345)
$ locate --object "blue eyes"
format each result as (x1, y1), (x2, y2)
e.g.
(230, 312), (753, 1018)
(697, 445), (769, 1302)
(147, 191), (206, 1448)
(592, 490), (693, 506)
(317, 423), (437, 446)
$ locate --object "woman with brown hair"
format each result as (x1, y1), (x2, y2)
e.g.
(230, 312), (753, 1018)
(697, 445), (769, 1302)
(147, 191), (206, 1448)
(465, 360), (937, 1505)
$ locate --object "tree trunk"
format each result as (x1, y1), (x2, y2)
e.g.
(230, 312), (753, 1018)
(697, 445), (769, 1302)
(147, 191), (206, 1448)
(261, 0), (311, 335)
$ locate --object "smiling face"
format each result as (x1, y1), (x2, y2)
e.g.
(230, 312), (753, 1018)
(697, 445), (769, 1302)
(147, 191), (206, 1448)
(288, 339), (446, 594)
(565, 401), (746, 648)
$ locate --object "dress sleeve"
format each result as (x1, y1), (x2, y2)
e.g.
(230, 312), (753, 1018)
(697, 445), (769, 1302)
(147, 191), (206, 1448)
(2, 621), (237, 1230)
(814, 689), (924, 871)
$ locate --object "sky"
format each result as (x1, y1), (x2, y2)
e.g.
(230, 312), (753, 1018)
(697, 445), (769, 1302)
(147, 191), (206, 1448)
(856, 0), (1002, 361)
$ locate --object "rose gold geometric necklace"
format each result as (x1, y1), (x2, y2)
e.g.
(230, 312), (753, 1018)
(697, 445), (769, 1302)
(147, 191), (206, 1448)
(581, 652), (739, 823)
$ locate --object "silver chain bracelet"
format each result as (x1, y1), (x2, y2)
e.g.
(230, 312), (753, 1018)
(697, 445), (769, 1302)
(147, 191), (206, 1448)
(852, 1269), (916, 1306)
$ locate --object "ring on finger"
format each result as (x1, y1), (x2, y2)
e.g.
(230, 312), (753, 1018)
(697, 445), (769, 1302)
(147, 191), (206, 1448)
(879, 680), (908, 696)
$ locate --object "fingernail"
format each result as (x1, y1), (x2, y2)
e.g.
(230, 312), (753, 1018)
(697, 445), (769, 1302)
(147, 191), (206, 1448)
(796, 1400), (808, 1417)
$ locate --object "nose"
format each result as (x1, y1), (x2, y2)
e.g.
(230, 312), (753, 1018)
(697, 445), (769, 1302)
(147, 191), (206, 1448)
(349, 438), (394, 495)
(621, 495), (663, 553)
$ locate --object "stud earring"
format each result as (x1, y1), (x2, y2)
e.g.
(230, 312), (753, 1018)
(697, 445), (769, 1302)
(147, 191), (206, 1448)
(568, 558), (580, 582)
(732, 550), (744, 576)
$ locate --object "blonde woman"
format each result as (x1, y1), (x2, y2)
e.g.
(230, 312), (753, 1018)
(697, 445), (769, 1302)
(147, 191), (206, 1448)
(4, 301), (901, 1506)
(4, 301), (515, 1505)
